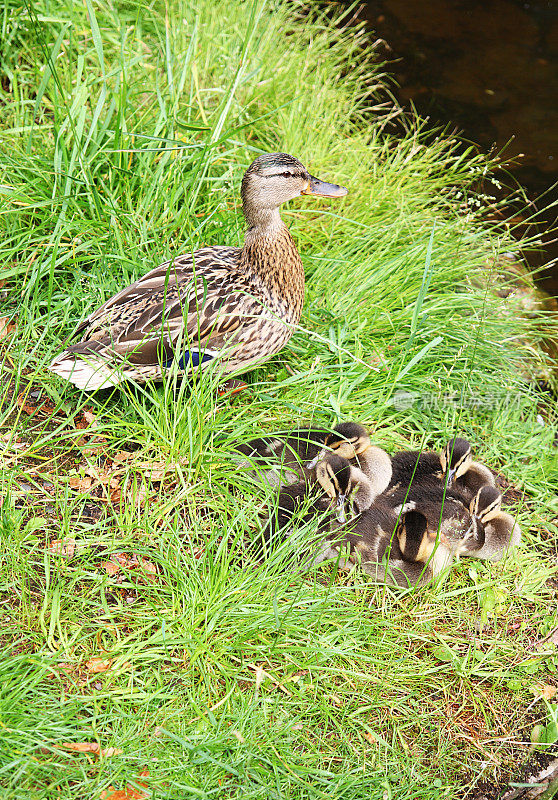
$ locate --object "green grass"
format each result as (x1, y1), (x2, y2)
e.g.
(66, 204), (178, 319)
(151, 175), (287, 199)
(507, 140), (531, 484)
(0, 0), (557, 797)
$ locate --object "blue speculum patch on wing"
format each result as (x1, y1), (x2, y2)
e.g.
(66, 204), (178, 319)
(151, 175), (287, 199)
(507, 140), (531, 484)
(163, 350), (214, 369)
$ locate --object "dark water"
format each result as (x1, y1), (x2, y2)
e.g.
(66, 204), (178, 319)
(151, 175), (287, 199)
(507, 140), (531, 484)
(363, 0), (558, 296)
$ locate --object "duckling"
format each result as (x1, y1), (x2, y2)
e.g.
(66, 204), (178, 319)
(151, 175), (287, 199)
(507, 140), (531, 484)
(388, 437), (494, 501)
(49, 153), (347, 390)
(457, 485), (522, 561)
(257, 453), (352, 553)
(306, 423), (393, 504)
(236, 421), (391, 497)
(379, 509), (454, 587)
(311, 506), (454, 588)
(314, 451), (386, 518)
(384, 483), (476, 550)
(439, 438), (495, 500)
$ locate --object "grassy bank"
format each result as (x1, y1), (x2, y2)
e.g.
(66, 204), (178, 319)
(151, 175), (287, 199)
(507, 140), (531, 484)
(1, 0), (557, 797)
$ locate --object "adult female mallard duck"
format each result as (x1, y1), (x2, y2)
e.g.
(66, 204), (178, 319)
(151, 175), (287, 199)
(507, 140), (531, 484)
(49, 153), (347, 390)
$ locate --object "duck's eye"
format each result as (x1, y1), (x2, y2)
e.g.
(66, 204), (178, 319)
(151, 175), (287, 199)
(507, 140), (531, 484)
(282, 171), (291, 178)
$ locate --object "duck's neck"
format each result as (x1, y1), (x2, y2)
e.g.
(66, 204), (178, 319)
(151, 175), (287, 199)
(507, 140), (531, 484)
(239, 206), (305, 317)
(243, 204), (283, 234)
(349, 466), (376, 512)
(357, 447), (393, 500)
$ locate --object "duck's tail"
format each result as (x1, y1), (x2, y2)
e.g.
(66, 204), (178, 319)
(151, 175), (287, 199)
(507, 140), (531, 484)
(49, 341), (122, 391)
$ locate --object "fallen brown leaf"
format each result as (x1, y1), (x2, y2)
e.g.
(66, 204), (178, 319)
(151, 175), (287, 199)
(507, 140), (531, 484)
(532, 684), (558, 701)
(0, 315), (16, 340)
(59, 742), (122, 757)
(100, 768), (149, 800)
(102, 552), (158, 581)
(61, 742), (100, 753)
(139, 556), (157, 576)
(74, 409), (97, 430)
(80, 436), (108, 456)
(102, 560), (121, 577)
(86, 657), (113, 674)
(16, 392), (56, 417)
(127, 483), (149, 507)
(69, 474), (93, 492)
(134, 458), (188, 480)
(109, 486), (122, 503)
(49, 538), (76, 558)
(101, 747), (123, 758)
(112, 451), (136, 464)
(364, 732), (375, 744)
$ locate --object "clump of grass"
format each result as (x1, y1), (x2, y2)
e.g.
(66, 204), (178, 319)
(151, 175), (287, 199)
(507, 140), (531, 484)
(0, 0), (557, 798)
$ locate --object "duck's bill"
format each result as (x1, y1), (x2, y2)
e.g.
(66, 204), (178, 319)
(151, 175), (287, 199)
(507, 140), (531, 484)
(446, 466), (458, 483)
(306, 448), (326, 470)
(302, 175), (348, 198)
(335, 495), (347, 523)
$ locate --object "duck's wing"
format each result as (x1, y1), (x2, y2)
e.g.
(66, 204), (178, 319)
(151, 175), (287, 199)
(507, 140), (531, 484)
(75, 247), (240, 335)
(75, 248), (251, 358)
(51, 247), (269, 389)
(66, 246), (271, 354)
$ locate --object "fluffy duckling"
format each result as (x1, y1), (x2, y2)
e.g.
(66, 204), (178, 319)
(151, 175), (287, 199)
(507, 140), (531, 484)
(311, 504), (454, 588)
(388, 437), (494, 501)
(258, 453), (352, 552)
(306, 423), (392, 503)
(384, 485), (476, 550)
(457, 485), (522, 561)
(236, 421), (391, 497)
(314, 452), (385, 519)
(439, 438), (495, 500)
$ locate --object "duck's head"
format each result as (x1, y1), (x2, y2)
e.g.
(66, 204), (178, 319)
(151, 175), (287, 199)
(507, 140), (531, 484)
(241, 153), (348, 227)
(397, 509), (450, 563)
(470, 484), (502, 523)
(439, 437), (472, 482)
(315, 453), (352, 523)
(306, 422), (370, 470)
(327, 422), (371, 459)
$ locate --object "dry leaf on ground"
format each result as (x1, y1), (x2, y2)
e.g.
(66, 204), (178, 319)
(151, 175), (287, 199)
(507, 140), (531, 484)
(74, 409), (97, 430)
(86, 657), (113, 674)
(532, 684), (558, 700)
(0, 316), (16, 340)
(100, 768), (149, 800)
(139, 556), (157, 576)
(102, 559), (121, 576)
(59, 742), (122, 757)
(112, 451), (137, 464)
(134, 458), (188, 480)
(0, 433), (27, 451)
(101, 553), (157, 580)
(69, 474), (93, 492)
(16, 392), (56, 417)
(49, 538), (76, 558)
(80, 437), (108, 456)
